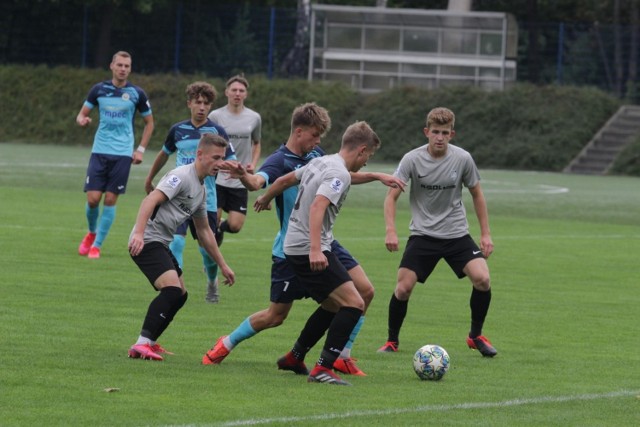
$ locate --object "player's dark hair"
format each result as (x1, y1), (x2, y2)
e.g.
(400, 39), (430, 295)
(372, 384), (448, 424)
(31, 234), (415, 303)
(291, 102), (331, 137)
(186, 81), (217, 104)
(226, 74), (249, 89)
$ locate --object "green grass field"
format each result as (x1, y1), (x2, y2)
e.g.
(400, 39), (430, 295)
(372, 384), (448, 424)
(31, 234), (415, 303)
(1, 142), (639, 426)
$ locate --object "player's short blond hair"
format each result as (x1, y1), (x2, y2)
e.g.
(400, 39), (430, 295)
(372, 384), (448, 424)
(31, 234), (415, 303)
(426, 107), (455, 129)
(341, 121), (380, 150)
(291, 102), (331, 137)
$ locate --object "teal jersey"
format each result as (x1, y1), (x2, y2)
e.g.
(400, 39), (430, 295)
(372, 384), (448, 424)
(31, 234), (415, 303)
(84, 80), (152, 156)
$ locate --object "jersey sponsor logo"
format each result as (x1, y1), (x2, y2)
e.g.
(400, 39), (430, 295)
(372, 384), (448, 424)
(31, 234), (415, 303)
(166, 174), (181, 188)
(329, 178), (343, 193)
(421, 184), (455, 190)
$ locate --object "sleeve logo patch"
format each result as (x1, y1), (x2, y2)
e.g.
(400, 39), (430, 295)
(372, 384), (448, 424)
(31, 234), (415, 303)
(329, 178), (343, 193)
(166, 174), (181, 189)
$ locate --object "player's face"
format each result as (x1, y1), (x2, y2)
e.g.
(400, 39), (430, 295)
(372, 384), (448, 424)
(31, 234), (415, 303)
(110, 55), (132, 84)
(296, 126), (323, 154)
(198, 145), (227, 177)
(188, 96), (213, 125)
(424, 124), (455, 158)
(351, 145), (377, 172)
(225, 82), (247, 108)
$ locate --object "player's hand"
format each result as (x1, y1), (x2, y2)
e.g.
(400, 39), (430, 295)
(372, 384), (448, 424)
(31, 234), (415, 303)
(220, 161), (244, 178)
(132, 151), (143, 165)
(220, 265), (235, 286)
(480, 235), (494, 258)
(76, 116), (92, 127)
(385, 231), (399, 252)
(245, 163), (256, 174)
(128, 234), (145, 256)
(380, 174), (407, 192)
(144, 180), (154, 194)
(254, 195), (272, 212)
(309, 250), (328, 271)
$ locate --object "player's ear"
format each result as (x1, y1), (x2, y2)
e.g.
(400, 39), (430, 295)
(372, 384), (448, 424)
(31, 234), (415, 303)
(423, 128), (430, 137)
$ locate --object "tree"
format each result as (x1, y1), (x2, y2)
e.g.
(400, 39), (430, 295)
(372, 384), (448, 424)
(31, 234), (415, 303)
(280, 0), (310, 77)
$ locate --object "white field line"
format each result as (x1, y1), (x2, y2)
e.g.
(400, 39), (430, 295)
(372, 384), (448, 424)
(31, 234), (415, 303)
(0, 223), (638, 241)
(186, 389), (639, 427)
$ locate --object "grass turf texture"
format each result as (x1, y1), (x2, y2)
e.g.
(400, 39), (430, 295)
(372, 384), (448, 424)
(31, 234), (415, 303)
(1, 142), (639, 426)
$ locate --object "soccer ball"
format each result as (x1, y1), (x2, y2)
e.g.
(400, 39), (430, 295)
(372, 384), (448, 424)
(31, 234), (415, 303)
(413, 344), (450, 381)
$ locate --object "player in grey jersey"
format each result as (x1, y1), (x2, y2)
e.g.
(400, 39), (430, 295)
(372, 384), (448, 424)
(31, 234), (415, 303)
(378, 107), (498, 357)
(127, 133), (236, 361)
(255, 121), (403, 385)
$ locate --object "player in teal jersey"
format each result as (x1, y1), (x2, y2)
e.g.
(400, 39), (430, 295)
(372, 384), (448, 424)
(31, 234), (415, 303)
(76, 51), (154, 259)
(145, 82), (235, 303)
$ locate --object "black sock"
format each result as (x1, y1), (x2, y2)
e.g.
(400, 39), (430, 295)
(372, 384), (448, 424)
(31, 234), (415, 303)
(156, 291), (188, 338)
(318, 306), (362, 369)
(140, 286), (183, 341)
(291, 307), (335, 360)
(469, 288), (491, 338)
(387, 293), (408, 343)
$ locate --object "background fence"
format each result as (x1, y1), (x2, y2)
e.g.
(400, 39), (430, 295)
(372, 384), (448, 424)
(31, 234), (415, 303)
(2, 1), (639, 101)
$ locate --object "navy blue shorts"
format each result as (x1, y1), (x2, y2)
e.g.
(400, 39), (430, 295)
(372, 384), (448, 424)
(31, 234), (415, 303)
(216, 185), (248, 215)
(131, 241), (182, 290)
(285, 250), (352, 304)
(269, 240), (358, 303)
(176, 211), (218, 239)
(399, 234), (484, 282)
(84, 153), (132, 194)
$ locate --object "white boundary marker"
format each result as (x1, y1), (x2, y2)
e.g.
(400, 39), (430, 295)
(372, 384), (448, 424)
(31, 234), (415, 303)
(209, 390), (639, 426)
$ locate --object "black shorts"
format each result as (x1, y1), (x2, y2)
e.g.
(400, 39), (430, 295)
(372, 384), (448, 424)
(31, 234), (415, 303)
(285, 251), (352, 303)
(216, 185), (248, 215)
(84, 153), (132, 194)
(131, 241), (182, 289)
(399, 234), (484, 282)
(175, 211), (218, 239)
(269, 240), (359, 303)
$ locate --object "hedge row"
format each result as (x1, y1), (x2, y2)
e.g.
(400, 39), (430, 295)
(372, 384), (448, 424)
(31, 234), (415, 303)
(3, 64), (637, 174)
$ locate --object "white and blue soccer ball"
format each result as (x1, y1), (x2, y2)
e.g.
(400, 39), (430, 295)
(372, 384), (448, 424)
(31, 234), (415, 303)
(413, 344), (450, 381)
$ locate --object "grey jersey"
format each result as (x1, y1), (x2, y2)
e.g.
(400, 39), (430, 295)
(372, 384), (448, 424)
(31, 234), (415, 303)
(209, 105), (262, 189)
(395, 144), (480, 239)
(132, 163), (207, 245)
(284, 154), (351, 256)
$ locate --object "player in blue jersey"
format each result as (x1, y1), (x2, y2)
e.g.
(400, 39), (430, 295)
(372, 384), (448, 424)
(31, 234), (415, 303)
(144, 81), (236, 303)
(202, 103), (405, 377)
(76, 51), (154, 259)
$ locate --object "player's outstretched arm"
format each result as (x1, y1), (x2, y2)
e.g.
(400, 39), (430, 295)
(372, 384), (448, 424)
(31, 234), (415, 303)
(220, 160), (266, 191)
(254, 170), (299, 212)
(144, 151), (170, 194)
(132, 114), (154, 165)
(384, 186), (403, 252)
(351, 171), (406, 191)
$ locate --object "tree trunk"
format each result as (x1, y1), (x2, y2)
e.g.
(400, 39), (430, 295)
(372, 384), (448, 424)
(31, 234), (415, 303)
(527, 0), (540, 83)
(280, 0), (310, 77)
(94, 2), (115, 68)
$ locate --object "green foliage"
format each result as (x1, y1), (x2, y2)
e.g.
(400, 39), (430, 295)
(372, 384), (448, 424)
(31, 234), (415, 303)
(0, 65), (626, 173)
(610, 136), (640, 175)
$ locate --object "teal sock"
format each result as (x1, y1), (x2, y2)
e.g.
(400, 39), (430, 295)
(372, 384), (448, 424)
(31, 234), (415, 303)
(198, 246), (218, 282)
(341, 315), (365, 358)
(86, 203), (99, 232)
(169, 235), (186, 268)
(228, 317), (257, 348)
(94, 205), (116, 248)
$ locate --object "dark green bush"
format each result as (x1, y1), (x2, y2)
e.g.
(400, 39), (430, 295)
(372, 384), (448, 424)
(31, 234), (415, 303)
(1, 64), (631, 174)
